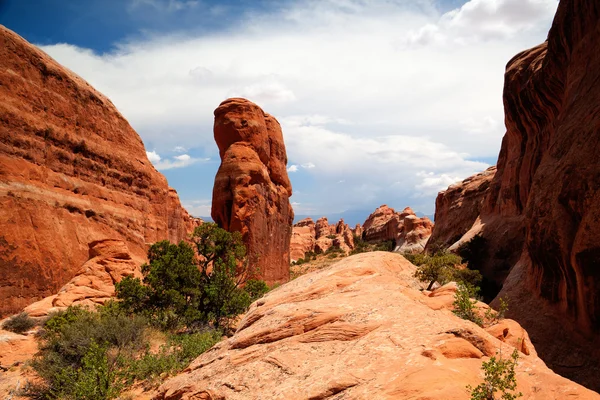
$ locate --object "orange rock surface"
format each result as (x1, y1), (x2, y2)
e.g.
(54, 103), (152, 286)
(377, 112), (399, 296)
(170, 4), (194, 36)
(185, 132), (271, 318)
(0, 26), (198, 317)
(426, 166), (496, 250)
(362, 205), (433, 252)
(155, 252), (598, 400)
(23, 239), (142, 317)
(290, 218), (316, 262)
(211, 98), (293, 284)
(290, 217), (355, 262)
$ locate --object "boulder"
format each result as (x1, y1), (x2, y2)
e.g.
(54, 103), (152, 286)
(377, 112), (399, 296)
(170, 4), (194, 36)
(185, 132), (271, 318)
(24, 239), (142, 317)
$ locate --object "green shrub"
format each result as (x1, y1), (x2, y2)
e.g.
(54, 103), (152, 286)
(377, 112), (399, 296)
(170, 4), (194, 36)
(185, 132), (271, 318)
(2, 312), (36, 334)
(484, 297), (509, 326)
(127, 330), (221, 387)
(244, 279), (269, 302)
(375, 240), (395, 252)
(30, 305), (221, 399)
(468, 348), (522, 400)
(116, 223), (254, 329)
(453, 283), (483, 326)
(31, 306), (147, 399)
(326, 234), (337, 239)
(410, 250), (482, 290)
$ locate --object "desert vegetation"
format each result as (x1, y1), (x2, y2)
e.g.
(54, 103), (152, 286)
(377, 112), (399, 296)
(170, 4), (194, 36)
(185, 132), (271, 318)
(19, 223), (269, 399)
(468, 347), (522, 400)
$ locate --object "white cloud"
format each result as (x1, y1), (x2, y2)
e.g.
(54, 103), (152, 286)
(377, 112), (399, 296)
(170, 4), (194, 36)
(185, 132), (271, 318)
(146, 151), (207, 170)
(40, 0), (557, 214)
(182, 199), (212, 217)
(287, 165), (299, 173)
(146, 150), (161, 163)
(173, 146), (187, 153)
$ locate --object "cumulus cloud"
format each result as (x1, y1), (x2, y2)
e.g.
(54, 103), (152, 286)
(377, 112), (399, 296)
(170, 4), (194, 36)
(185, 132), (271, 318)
(146, 151), (207, 170)
(182, 199), (212, 217)
(41, 0), (557, 214)
(287, 165), (299, 173)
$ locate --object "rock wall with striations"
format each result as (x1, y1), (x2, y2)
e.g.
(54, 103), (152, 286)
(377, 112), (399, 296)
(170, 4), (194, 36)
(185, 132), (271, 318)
(211, 98), (293, 284)
(428, 0), (600, 390)
(0, 26), (198, 316)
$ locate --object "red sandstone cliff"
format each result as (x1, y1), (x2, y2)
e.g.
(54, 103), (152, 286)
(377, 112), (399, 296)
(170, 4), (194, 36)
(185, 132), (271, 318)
(0, 26), (198, 316)
(211, 98), (293, 284)
(427, 0), (600, 390)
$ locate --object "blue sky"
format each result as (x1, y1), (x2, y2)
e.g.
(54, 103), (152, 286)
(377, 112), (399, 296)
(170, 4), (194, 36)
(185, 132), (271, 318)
(0, 0), (557, 223)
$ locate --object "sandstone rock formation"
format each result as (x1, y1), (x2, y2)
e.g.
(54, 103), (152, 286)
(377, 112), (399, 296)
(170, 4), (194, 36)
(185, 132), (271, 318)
(156, 252), (598, 400)
(426, 166), (496, 250)
(23, 239), (142, 317)
(290, 217), (355, 262)
(362, 205), (433, 252)
(211, 98), (293, 284)
(427, 0), (600, 390)
(290, 218), (316, 262)
(0, 26), (197, 316)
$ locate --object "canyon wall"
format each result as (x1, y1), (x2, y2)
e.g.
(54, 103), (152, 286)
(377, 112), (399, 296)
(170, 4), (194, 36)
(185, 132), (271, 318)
(0, 26), (197, 316)
(428, 0), (600, 390)
(211, 98), (294, 284)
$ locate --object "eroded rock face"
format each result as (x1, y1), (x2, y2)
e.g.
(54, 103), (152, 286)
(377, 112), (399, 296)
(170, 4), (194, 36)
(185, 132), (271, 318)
(362, 205), (433, 252)
(290, 217), (355, 261)
(156, 252), (598, 400)
(23, 239), (142, 317)
(426, 167), (496, 250)
(0, 26), (197, 316)
(290, 218), (316, 262)
(428, 1), (600, 390)
(211, 98), (293, 284)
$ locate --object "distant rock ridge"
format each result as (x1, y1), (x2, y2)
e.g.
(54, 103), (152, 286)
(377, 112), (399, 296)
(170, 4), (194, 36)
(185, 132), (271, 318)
(290, 205), (433, 262)
(290, 217), (354, 262)
(362, 205), (433, 252)
(211, 98), (294, 284)
(0, 25), (198, 316)
(426, 0), (600, 391)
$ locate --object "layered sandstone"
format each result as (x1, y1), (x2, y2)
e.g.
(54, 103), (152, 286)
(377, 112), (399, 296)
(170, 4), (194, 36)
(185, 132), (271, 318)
(211, 98), (293, 284)
(23, 239), (142, 317)
(290, 217), (355, 262)
(0, 26), (197, 316)
(426, 166), (496, 250)
(428, 0), (600, 390)
(290, 218), (316, 262)
(156, 252), (598, 400)
(362, 205), (433, 252)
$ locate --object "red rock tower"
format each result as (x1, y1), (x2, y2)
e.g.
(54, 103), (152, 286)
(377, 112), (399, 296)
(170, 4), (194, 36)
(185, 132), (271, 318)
(211, 98), (294, 284)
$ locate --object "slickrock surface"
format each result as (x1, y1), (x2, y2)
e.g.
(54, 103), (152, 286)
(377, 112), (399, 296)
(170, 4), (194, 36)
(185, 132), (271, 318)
(211, 98), (293, 284)
(156, 252), (598, 400)
(23, 239), (142, 317)
(426, 0), (600, 390)
(0, 26), (198, 316)
(362, 205), (433, 252)
(0, 329), (38, 397)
